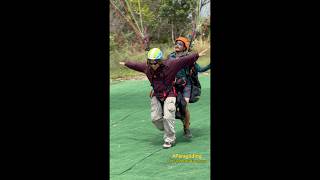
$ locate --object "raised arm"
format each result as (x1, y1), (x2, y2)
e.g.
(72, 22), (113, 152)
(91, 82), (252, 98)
(172, 53), (199, 72)
(169, 49), (208, 75)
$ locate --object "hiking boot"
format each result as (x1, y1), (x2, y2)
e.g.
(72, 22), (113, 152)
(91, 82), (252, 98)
(184, 128), (193, 139)
(163, 141), (175, 149)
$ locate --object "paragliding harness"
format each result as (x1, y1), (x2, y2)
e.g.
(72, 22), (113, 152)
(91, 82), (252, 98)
(174, 65), (202, 120)
(188, 65), (202, 103)
(174, 78), (187, 120)
(149, 67), (177, 107)
(171, 53), (202, 120)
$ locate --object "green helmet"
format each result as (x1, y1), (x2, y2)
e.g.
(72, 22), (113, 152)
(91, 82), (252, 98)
(147, 48), (163, 60)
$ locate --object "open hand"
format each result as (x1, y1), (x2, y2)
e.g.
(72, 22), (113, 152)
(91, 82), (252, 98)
(199, 48), (208, 57)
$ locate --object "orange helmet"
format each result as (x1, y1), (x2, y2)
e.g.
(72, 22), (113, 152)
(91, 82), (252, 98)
(175, 37), (190, 49)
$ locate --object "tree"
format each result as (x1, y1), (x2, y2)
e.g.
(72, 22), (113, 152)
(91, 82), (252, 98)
(159, 0), (197, 43)
(109, 0), (206, 49)
(110, 0), (160, 50)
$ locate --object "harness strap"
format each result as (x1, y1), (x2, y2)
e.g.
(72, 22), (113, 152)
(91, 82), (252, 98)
(172, 83), (177, 96)
(150, 67), (176, 100)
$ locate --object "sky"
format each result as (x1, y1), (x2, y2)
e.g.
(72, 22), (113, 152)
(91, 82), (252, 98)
(199, 1), (210, 17)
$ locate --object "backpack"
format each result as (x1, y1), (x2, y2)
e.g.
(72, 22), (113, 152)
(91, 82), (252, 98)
(175, 64), (202, 103)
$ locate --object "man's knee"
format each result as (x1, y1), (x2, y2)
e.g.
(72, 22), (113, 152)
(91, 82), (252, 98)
(151, 112), (162, 121)
(152, 118), (164, 131)
(151, 97), (162, 120)
(163, 110), (175, 120)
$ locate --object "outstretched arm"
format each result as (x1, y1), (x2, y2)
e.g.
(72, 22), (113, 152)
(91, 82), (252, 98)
(170, 49), (208, 74)
(119, 61), (147, 73)
(195, 63), (211, 73)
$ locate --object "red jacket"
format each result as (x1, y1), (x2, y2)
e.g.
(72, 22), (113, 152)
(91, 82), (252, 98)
(124, 53), (200, 100)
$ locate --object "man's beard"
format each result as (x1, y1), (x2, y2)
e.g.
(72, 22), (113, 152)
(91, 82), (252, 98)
(176, 51), (188, 57)
(175, 46), (184, 52)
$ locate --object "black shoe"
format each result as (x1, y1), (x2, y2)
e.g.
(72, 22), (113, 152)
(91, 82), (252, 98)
(183, 128), (193, 139)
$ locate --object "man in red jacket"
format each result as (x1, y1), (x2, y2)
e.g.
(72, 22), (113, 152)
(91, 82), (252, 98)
(119, 48), (207, 148)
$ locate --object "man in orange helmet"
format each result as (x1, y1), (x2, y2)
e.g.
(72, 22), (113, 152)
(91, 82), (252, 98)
(168, 36), (211, 139)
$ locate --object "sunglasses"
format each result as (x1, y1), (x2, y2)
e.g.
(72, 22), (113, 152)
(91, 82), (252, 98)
(175, 41), (184, 47)
(148, 59), (160, 65)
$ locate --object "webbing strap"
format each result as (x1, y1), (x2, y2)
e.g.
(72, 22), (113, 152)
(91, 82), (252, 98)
(150, 69), (175, 99)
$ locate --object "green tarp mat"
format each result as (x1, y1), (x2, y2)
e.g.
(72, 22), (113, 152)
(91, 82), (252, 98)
(110, 75), (211, 180)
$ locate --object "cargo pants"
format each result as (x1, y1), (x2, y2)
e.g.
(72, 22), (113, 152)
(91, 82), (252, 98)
(150, 96), (176, 143)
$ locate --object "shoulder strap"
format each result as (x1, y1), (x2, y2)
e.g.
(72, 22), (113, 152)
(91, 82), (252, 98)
(168, 52), (176, 60)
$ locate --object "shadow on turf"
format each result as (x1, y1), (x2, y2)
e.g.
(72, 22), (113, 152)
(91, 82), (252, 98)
(123, 123), (210, 148)
(146, 127), (210, 146)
